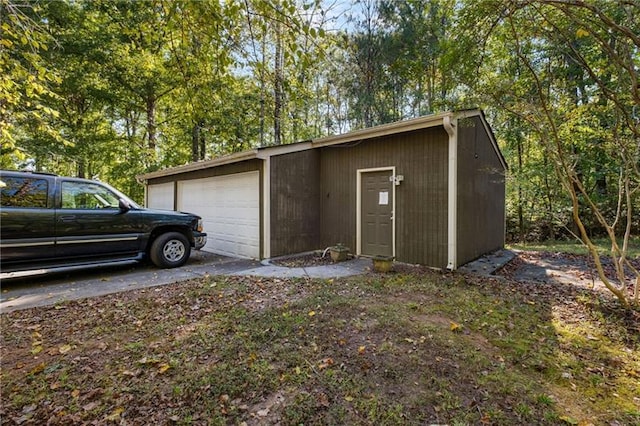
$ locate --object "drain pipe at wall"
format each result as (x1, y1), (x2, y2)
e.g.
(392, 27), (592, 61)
(443, 115), (457, 271)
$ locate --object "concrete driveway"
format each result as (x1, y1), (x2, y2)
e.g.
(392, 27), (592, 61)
(0, 251), (260, 313)
(0, 251), (372, 313)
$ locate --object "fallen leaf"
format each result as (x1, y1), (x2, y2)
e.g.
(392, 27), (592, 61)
(318, 358), (334, 370)
(29, 363), (46, 375)
(450, 322), (462, 332)
(158, 363), (171, 374)
(22, 403), (37, 413)
(105, 407), (124, 421)
(559, 415), (579, 425)
(138, 357), (160, 365)
(316, 392), (330, 407)
(344, 396), (354, 401)
(83, 401), (99, 411)
(308, 310), (316, 317)
(71, 389), (80, 398)
(59, 344), (72, 354)
(358, 345), (366, 355)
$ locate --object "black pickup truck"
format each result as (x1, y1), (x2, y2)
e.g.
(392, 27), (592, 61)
(0, 170), (207, 274)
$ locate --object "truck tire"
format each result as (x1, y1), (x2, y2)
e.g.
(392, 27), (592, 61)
(150, 232), (190, 268)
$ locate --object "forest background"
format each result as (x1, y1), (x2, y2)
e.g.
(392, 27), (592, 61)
(2, 0), (639, 250)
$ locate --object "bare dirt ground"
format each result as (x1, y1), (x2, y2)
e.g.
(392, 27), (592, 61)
(499, 250), (640, 298)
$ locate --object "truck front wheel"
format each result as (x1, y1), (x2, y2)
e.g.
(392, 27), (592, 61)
(150, 232), (190, 268)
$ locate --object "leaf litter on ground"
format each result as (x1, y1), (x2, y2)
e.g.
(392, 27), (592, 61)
(1, 252), (638, 425)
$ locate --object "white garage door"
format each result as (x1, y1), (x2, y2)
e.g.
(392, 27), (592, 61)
(177, 171), (260, 259)
(147, 182), (175, 210)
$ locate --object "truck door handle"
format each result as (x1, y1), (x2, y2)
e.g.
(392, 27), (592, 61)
(59, 215), (77, 222)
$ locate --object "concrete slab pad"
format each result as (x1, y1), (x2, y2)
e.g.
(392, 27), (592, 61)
(457, 249), (516, 276)
(234, 258), (371, 279)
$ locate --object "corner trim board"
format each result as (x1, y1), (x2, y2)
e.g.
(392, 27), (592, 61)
(262, 157), (271, 259)
(443, 115), (457, 270)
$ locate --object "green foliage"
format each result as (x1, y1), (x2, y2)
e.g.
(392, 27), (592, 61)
(1, 0), (62, 166)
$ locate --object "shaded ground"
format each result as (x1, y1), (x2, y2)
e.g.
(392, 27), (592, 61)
(499, 250), (640, 298)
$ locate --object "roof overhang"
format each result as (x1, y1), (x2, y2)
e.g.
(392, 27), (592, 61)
(136, 108), (506, 182)
(311, 111), (453, 148)
(137, 149), (259, 182)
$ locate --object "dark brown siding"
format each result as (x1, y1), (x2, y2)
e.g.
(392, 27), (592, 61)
(270, 150), (321, 256)
(456, 116), (506, 266)
(319, 127), (449, 268)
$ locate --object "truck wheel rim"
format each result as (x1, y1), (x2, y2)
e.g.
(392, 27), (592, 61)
(164, 240), (186, 261)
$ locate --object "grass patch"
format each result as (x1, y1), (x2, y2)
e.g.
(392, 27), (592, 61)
(509, 236), (640, 258)
(1, 271), (638, 425)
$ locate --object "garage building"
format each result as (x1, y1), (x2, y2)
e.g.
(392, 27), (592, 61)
(137, 109), (507, 270)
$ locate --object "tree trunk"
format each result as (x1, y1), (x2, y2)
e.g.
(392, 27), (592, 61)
(273, 20), (283, 145)
(191, 120), (200, 162)
(146, 95), (157, 151)
(198, 120), (205, 159)
(516, 133), (525, 242)
(259, 36), (266, 147)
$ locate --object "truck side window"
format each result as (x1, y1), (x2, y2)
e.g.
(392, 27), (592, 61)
(61, 181), (120, 209)
(0, 177), (48, 208)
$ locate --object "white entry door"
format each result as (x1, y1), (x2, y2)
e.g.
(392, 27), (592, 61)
(177, 171), (260, 259)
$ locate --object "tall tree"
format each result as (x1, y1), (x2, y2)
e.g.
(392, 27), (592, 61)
(0, 0), (61, 167)
(456, 0), (640, 305)
(241, 0), (327, 146)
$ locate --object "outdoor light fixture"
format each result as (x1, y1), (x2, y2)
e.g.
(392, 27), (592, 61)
(389, 174), (404, 185)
